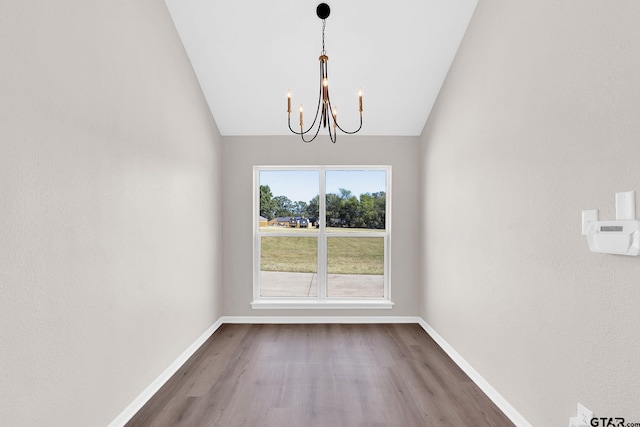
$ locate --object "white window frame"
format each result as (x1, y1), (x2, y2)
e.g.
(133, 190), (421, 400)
(251, 165), (393, 309)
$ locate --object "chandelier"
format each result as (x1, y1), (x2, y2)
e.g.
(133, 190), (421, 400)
(287, 3), (363, 143)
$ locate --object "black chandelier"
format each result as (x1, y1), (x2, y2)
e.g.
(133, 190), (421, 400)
(287, 3), (363, 143)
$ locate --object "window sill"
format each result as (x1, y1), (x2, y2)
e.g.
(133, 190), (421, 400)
(250, 299), (394, 310)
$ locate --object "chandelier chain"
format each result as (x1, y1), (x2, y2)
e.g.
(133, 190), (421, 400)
(321, 19), (326, 55)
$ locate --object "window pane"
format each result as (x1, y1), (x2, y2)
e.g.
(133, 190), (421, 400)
(327, 237), (384, 297)
(325, 170), (386, 232)
(260, 236), (317, 297)
(259, 170), (319, 233)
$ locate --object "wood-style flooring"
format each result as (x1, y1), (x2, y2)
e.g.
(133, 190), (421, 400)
(126, 324), (514, 427)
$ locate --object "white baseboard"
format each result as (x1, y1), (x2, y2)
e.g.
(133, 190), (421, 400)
(110, 316), (530, 427)
(108, 318), (224, 427)
(220, 315), (421, 324)
(417, 319), (531, 427)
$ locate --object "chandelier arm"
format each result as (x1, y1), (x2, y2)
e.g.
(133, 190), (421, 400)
(334, 113), (363, 134)
(326, 96), (363, 135)
(300, 118), (323, 143)
(329, 119), (337, 143)
(287, 117), (307, 135)
(324, 94), (337, 143)
(299, 60), (326, 135)
(287, 72), (324, 136)
(287, 102), (321, 135)
(303, 59), (326, 133)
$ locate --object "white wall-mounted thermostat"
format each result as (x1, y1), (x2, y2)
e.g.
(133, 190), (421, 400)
(582, 191), (640, 256)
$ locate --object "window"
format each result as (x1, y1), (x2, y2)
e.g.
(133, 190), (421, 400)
(252, 166), (392, 309)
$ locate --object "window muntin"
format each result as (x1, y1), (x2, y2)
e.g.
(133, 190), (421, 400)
(254, 166), (391, 307)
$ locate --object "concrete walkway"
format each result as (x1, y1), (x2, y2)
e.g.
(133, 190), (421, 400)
(260, 271), (383, 297)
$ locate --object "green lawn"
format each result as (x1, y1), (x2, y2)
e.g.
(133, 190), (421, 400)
(260, 236), (384, 275)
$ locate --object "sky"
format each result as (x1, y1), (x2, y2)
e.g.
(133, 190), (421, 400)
(259, 169), (386, 203)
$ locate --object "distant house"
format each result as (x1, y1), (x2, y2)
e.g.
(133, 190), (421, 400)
(268, 216), (311, 228)
(258, 216), (268, 227)
(274, 217), (292, 226)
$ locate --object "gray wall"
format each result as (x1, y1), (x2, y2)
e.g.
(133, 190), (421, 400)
(222, 136), (421, 317)
(0, 1), (223, 425)
(420, 0), (640, 425)
(8, 0), (640, 425)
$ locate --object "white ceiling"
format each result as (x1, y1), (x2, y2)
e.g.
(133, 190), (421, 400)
(164, 0), (477, 136)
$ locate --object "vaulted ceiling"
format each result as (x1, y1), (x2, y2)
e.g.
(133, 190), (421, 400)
(164, 0), (477, 136)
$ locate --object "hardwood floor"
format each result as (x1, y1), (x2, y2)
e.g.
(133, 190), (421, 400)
(126, 324), (514, 427)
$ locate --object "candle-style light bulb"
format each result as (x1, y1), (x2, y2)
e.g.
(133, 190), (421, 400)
(299, 105), (304, 127)
(358, 88), (363, 113)
(322, 78), (329, 103)
(287, 90), (291, 113)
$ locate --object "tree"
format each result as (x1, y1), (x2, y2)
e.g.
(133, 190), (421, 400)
(359, 193), (377, 228)
(259, 185), (275, 220)
(339, 195), (360, 227)
(338, 188), (353, 200)
(264, 187), (385, 229)
(372, 191), (386, 229)
(292, 201), (308, 216)
(325, 193), (343, 227)
(273, 195), (294, 218)
(306, 195), (319, 220)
